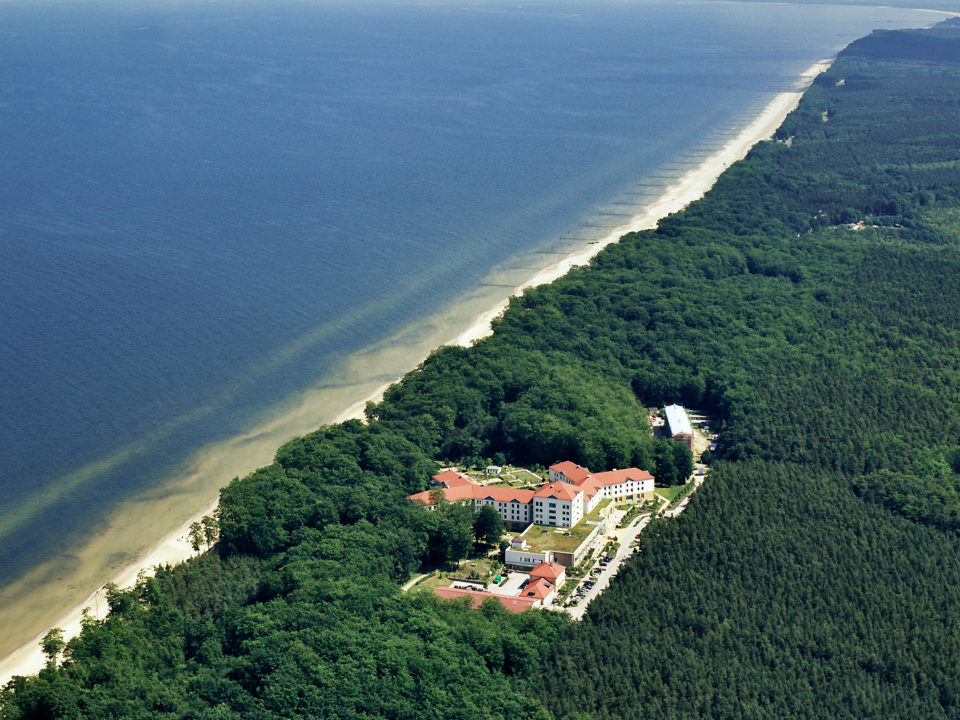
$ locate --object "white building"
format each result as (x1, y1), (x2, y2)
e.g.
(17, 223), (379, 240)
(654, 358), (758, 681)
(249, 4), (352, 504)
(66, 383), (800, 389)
(409, 461), (655, 531)
(504, 536), (552, 569)
(664, 404), (694, 449)
(533, 481), (584, 527)
(549, 462), (655, 505)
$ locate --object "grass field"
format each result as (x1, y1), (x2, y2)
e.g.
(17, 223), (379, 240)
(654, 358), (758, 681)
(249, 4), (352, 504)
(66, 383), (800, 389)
(464, 464), (544, 489)
(655, 483), (690, 505)
(408, 556), (502, 595)
(522, 501), (612, 553)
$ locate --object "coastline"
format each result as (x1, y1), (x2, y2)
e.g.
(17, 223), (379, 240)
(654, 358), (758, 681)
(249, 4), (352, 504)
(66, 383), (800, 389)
(0, 57), (830, 687)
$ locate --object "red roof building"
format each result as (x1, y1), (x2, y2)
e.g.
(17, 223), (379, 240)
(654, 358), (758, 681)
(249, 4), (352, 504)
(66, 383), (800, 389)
(549, 461), (591, 485)
(409, 461), (653, 529)
(521, 578), (556, 603)
(407, 483), (477, 506)
(529, 561), (566, 583)
(432, 469), (476, 489)
(433, 587), (538, 612)
(533, 482), (580, 501)
(591, 468), (654, 487)
(477, 487), (536, 504)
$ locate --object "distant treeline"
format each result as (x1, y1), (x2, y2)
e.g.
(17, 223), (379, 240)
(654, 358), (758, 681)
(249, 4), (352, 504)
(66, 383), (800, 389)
(6, 21), (960, 720)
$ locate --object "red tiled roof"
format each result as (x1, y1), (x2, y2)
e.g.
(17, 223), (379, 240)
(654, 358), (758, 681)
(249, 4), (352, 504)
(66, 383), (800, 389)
(534, 482), (580, 501)
(529, 562), (566, 581)
(434, 587), (538, 613)
(408, 489), (433, 504)
(522, 578), (555, 601)
(411, 465), (648, 507)
(550, 461), (591, 484)
(591, 468), (654, 487)
(479, 487), (536, 503)
(409, 483), (533, 506)
(432, 469), (476, 488)
(578, 475), (603, 500)
(408, 483), (477, 505)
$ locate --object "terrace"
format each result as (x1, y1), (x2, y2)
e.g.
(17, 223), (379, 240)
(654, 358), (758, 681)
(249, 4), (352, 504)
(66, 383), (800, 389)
(473, 465), (544, 489)
(521, 500), (612, 553)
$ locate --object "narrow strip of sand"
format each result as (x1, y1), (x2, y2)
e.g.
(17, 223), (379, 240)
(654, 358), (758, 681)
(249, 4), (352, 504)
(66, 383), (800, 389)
(0, 58), (830, 688)
(452, 59), (831, 348)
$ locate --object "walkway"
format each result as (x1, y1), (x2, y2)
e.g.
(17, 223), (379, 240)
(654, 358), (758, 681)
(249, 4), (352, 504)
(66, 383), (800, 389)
(400, 573), (428, 592)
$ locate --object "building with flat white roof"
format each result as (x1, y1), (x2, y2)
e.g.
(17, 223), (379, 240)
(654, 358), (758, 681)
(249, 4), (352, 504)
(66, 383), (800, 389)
(664, 404), (694, 449)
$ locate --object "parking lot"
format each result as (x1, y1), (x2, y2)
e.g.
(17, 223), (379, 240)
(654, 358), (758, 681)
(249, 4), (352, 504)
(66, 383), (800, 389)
(489, 571), (528, 596)
(562, 514), (653, 620)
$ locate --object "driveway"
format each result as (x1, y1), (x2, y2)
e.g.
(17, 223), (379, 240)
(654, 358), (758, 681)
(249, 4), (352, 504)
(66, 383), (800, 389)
(489, 571), (528, 596)
(556, 475), (709, 620)
(564, 515), (650, 620)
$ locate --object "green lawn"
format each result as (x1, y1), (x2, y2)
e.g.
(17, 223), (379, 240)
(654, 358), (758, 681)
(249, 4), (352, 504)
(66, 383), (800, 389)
(522, 501), (612, 553)
(408, 556), (504, 596)
(407, 572), (453, 595)
(655, 483), (689, 504)
(462, 465), (544, 489)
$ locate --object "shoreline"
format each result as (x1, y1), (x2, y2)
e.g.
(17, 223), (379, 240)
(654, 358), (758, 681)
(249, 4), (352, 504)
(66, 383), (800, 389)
(0, 57), (830, 687)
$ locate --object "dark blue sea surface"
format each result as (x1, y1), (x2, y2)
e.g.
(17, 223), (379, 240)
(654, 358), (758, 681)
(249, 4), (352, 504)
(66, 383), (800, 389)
(0, 1), (933, 591)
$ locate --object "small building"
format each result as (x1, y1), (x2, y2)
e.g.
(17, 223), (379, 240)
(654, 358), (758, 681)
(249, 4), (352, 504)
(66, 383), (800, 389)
(504, 545), (552, 571)
(529, 561), (566, 587)
(485, 465), (503, 475)
(520, 577), (557, 605)
(664, 404), (694, 450)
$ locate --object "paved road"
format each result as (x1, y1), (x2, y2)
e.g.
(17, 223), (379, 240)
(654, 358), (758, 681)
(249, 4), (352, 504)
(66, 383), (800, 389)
(562, 475), (709, 620)
(564, 514), (651, 620)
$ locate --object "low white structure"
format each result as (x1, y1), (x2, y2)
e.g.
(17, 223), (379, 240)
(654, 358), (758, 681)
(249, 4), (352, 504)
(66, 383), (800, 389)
(504, 536), (552, 569)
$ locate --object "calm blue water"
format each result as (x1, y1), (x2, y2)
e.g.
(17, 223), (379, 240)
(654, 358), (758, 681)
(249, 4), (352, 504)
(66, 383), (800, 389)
(0, 1), (933, 587)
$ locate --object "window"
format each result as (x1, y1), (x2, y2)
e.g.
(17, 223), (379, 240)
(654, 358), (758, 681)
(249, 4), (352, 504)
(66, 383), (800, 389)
(549, 502), (556, 508)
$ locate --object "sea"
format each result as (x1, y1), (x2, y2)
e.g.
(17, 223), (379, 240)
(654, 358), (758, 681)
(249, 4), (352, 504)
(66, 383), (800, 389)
(0, 0), (935, 656)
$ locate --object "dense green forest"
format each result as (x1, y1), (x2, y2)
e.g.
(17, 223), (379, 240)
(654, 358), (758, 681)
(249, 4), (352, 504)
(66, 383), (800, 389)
(5, 20), (960, 720)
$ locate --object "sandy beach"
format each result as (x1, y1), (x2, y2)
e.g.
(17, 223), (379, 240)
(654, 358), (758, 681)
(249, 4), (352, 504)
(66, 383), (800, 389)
(0, 58), (830, 687)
